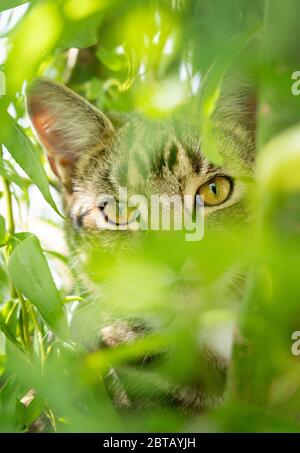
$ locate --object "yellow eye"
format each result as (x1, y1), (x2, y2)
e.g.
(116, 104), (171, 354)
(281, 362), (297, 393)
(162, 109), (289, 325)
(101, 200), (139, 226)
(197, 176), (232, 206)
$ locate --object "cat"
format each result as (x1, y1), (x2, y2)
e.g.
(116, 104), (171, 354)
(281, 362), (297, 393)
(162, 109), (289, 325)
(26, 77), (256, 413)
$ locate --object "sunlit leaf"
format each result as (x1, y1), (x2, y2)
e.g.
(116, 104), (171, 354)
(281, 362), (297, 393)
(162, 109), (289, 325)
(257, 123), (300, 192)
(1, 114), (61, 215)
(63, 0), (111, 20)
(4, 0), (63, 95)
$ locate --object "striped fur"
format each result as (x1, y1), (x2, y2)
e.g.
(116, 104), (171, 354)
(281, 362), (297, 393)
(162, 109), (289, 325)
(26, 77), (256, 413)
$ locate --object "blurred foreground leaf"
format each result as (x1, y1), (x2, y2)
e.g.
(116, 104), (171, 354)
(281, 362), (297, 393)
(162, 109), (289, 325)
(60, 12), (103, 48)
(0, 215), (5, 245)
(199, 24), (260, 164)
(227, 124), (300, 418)
(4, 0), (62, 96)
(0, 1), (29, 12)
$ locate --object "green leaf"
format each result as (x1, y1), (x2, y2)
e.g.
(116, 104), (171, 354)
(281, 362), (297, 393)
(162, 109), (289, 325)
(0, 355), (6, 376)
(0, 264), (9, 297)
(0, 215), (5, 244)
(25, 397), (45, 428)
(59, 14), (103, 49)
(96, 47), (127, 72)
(45, 249), (69, 265)
(0, 114), (61, 216)
(0, 156), (27, 190)
(199, 24), (260, 165)
(9, 232), (34, 251)
(8, 235), (68, 336)
(0, 319), (23, 350)
(0, 1), (29, 12)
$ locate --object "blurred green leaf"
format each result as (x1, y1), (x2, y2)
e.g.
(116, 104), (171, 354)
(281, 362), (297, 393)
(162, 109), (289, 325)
(0, 215), (6, 245)
(0, 355), (6, 376)
(1, 114), (61, 215)
(8, 235), (68, 336)
(60, 14), (103, 48)
(8, 232), (34, 252)
(0, 1), (29, 12)
(0, 0), (299, 434)
(199, 24), (260, 164)
(257, 123), (300, 192)
(4, 0), (63, 96)
(0, 263), (9, 297)
(97, 47), (126, 72)
(210, 402), (300, 433)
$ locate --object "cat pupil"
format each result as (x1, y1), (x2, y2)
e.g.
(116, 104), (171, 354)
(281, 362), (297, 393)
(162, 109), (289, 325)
(210, 183), (217, 196)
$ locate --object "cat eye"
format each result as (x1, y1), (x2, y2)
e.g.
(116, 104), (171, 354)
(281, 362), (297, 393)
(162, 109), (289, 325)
(197, 176), (232, 206)
(99, 199), (140, 226)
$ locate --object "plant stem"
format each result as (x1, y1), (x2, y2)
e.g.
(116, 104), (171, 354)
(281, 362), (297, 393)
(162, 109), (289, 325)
(2, 176), (15, 236)
(63, 295), (84, 304)
(30, 306), (46, 368)
(2, 175), (34, 356)
(1, 176), (17, 299)
(18, 291), (32, 355)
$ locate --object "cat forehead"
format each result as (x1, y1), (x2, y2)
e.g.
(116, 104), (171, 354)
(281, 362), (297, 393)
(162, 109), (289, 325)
(72, 114), (254, 199)
(73, 118), (202, 193)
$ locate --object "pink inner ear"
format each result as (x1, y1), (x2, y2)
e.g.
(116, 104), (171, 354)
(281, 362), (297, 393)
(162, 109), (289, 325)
(47, 156), (60, 178)
(28, 95), (78, 174)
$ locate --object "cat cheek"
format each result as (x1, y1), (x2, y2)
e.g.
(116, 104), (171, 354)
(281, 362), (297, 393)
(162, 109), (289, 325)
(81, 208), (100, 231)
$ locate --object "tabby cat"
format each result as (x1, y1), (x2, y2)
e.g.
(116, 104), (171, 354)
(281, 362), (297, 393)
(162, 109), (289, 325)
(26, 77), (256, 413)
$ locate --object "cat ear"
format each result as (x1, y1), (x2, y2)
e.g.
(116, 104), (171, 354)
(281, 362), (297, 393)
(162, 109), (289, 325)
(26, 78), (114, 191)
(216, 74), (257, 134)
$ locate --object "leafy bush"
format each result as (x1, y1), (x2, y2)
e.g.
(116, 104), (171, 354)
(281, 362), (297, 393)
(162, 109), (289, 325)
(0, 0), (300, 433)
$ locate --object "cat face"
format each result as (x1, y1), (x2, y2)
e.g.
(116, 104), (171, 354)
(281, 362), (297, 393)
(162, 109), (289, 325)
(26, 79), (256, 395)
(26, 77), (255, 252)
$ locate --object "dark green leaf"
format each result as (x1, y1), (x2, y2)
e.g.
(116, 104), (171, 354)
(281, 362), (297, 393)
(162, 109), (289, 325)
(8, 235), (68, 336)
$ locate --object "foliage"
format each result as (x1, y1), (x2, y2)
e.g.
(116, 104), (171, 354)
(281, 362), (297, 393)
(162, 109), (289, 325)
(0, 0), (299, 433)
